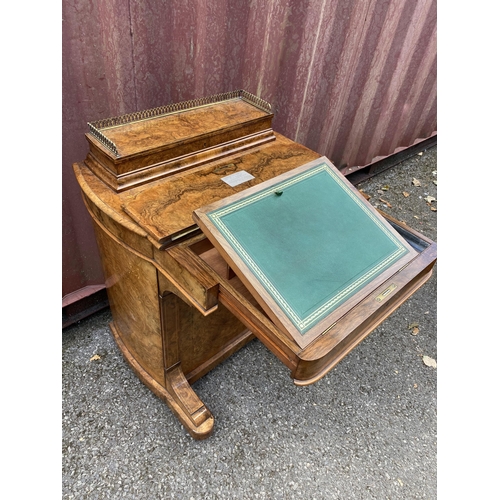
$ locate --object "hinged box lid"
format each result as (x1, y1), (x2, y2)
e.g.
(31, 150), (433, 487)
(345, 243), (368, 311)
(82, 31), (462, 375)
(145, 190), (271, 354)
(193, 157), (418, 349)
(84, 90), (275, 191)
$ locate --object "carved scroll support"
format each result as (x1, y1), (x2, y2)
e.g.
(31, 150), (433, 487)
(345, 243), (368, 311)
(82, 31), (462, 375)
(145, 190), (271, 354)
(159, 290), (214, 439)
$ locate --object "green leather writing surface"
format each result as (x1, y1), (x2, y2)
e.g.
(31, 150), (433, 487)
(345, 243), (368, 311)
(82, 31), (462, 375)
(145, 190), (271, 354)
(207, 162), (410, 336)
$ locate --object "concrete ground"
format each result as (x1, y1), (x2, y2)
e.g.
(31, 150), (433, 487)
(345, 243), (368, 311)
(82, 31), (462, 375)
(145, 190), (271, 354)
(62, 146), (437, 499)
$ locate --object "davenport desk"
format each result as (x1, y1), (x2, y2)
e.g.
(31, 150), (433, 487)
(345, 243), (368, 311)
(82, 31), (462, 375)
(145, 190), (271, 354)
(73, 90), (437, 439)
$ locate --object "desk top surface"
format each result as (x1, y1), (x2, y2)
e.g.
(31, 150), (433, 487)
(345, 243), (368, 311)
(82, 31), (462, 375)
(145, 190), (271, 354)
(119, 134), (320, 243)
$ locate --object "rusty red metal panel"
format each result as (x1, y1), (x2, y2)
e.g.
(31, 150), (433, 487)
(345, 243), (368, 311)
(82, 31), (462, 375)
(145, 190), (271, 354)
(62, 0), (437, 318)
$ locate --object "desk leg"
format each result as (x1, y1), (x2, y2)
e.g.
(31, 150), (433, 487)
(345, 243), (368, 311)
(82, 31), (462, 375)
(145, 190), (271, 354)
(159, 290), (214, 439)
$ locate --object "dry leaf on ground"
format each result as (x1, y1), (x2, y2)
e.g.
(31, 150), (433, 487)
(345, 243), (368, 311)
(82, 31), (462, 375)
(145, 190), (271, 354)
(359, 189), (370, 200)
(424, 196), (436, 203)
(90, 354), (101, 362)
(412, 178), (421, 186)
(403, 191), (410, 197)
(379, 198), (392, 208)
(408, 323), (419, 335)
(422, 355), (437, 368)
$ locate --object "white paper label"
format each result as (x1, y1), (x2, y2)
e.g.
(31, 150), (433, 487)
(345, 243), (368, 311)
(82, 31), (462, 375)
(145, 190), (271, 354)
(221, 170), (255, 187)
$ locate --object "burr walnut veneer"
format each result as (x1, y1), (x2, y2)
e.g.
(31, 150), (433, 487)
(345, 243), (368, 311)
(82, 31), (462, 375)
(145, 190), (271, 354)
(73, 91), (437, 439)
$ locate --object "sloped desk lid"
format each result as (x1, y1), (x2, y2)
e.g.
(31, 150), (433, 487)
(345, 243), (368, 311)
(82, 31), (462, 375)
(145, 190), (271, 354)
(193, 157), (418, 349)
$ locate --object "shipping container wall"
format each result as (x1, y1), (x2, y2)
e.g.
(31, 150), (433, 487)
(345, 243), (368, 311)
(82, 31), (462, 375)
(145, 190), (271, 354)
(62, 0), (437, 308)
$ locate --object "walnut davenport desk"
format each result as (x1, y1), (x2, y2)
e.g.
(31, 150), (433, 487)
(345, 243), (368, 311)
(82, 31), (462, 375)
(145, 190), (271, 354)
(73, 91), (437, 439)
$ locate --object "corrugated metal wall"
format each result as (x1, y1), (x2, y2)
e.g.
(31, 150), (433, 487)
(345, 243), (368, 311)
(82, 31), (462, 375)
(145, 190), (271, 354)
(62, 0), (437, 307)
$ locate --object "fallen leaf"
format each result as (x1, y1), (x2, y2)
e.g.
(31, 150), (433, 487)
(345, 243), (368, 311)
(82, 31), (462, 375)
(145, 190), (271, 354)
(379, 198), (392, 208)
(412, 178), (421, 187)
(418, 152), (423, 156)
(414, 383), (418, 388)
(433, 180), (437, 185)
(424, 195), (436, 203)
(422, 355), (437, 368)
(414, 215), (420, 219)
(403, 191), (410, 197)
(381, 185), (390, 191)
(90, 354), (101, 362)
(430, 206), (437, 212)
(408, 322), (419, 335)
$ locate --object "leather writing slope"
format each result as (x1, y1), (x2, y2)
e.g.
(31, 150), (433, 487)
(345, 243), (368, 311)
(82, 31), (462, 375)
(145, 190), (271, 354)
(194, 157), (418, 348)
